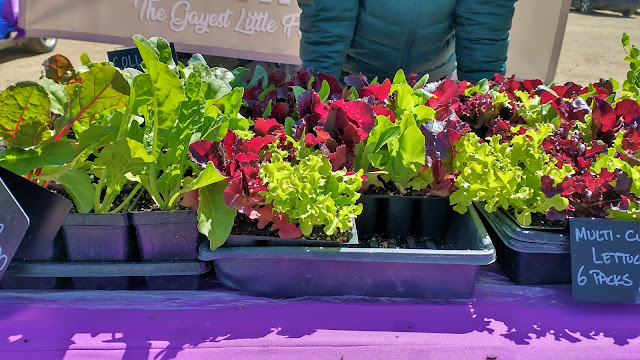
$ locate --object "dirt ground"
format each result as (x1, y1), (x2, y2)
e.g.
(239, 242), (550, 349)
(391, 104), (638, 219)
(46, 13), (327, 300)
(0, 8), (639, 89)
(554, 8), (640, 85)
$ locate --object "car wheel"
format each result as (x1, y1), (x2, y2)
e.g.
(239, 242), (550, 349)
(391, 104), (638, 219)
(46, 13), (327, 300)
(579, 0), (592, 13)
(21, 37), (57, 53)
(620, 9), (635, 17)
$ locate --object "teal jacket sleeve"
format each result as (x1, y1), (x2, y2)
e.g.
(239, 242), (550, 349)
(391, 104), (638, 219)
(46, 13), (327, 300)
(297, 0), (359, 79)
(454, 0), (517, 82)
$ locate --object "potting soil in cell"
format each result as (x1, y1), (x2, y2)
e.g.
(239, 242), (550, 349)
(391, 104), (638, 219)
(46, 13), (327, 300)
(361, 236), (447, 250)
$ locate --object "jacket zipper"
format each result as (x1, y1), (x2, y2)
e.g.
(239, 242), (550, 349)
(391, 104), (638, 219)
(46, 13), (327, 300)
(400, 0), (422, 70)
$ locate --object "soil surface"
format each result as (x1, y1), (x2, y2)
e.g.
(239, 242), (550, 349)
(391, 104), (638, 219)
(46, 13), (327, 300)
(362, 236), (445, 250)
(1, 10), (639, 89)
(505, 208), (567, 229)
(363, 180), (425, 196)
(231, 213), (351, 243)
(128, 190), (192, 212)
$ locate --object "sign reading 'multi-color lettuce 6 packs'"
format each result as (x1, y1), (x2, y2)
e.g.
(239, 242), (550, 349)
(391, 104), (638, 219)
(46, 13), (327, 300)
(570, 218), (640, 303)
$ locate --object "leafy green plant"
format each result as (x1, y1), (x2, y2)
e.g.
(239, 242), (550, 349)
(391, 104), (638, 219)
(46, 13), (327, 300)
(355, 113), (432, 193)
(353, 70), (434, 193)
(189, 118), (364, 249)
(259, 139), (364, 236)
(123, 35), (235, 212)
(0, 55), (136, 213)
(621, 32), (640, 97)
(450, 124), (571, 226)
(354, 70), (469, 196)
(0, 34), (249, 214)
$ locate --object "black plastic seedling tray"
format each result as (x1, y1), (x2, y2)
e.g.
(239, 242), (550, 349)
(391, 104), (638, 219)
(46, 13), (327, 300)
(356, 194), (452, 240)
(200, 206), (494, 299)
(476, 204), (571, 285)
(1, 261), (211, 290)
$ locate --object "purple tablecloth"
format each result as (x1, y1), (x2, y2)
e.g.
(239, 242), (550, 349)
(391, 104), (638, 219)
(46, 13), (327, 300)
(1, 265), (639, 360)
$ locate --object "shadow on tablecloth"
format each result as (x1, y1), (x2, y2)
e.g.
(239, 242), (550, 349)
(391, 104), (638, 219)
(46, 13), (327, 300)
(1, 264), (639, 359)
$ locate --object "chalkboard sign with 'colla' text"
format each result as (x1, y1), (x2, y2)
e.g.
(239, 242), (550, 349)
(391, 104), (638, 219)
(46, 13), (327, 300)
(570, 217), (640, 303)
(107, 42), (178, 72)
(0, 177), (29, 281)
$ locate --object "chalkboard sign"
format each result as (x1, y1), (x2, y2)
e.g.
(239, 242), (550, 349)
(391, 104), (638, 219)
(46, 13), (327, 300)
(108, 43), (178, 72)
(0, 178), (29, 281)
(570, 218), (640, 303)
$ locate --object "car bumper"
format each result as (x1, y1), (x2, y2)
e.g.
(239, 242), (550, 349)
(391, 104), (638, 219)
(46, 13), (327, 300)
(595, 0), (640, 10)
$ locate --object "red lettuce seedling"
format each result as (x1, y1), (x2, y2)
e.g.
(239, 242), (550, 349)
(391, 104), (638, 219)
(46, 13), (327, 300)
(295, 90), (376, 171)
(189, 120), (308, 248)
(242, 67), (343, 123)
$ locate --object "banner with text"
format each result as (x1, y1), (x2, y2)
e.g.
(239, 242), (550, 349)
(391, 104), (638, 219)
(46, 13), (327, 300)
(20, 0), (302, 64)
(19, 0), (569, 80)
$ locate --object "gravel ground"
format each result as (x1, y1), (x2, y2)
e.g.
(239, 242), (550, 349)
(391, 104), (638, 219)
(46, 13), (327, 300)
(553, 8), (640, 86)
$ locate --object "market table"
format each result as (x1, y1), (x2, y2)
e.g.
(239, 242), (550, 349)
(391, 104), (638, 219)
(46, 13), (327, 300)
(0, 265), (639, 360)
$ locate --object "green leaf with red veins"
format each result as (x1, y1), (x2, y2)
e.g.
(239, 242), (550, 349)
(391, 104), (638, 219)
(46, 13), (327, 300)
(57, 66), (130, 138)
(12, 118), (51, 147)
(0, 82), (50, 147)
(41, 54), (76, 84)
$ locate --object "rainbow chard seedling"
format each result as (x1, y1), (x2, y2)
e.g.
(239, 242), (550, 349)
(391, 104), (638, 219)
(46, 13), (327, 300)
(0, 53), (136, 213)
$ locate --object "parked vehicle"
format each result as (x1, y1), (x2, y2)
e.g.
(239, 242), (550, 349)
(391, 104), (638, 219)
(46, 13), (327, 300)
(0, 31), (57, 53)
(571, 0), (640, 17)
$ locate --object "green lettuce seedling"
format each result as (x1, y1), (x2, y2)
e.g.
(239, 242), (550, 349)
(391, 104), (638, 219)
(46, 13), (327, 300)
(450, 124), (570, 226)
(259, 138), (364, 236)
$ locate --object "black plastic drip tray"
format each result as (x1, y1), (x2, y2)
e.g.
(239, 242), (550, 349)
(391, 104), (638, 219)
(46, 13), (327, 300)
(4, 261), (211, 277)
(477, 205), (569, 248)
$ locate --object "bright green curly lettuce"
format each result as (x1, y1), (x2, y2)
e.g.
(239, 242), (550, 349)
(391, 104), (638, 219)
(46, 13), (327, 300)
(450, 124), (571, 226)
(259, 138), (363, 236)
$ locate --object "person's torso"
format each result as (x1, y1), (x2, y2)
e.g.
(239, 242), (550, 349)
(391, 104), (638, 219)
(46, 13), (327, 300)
(343, 0), (458, 81)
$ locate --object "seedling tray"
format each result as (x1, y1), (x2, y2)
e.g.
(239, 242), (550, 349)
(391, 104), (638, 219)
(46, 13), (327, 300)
(476, 204), (571, 285)
(1, 261), (211, 290)
(356, 194), (452, 240)
(199, 206), (494, 299)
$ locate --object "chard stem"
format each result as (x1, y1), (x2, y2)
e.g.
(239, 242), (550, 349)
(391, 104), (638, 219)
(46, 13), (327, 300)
(117, 90), (136, 140)
(110, 183), (142, 214)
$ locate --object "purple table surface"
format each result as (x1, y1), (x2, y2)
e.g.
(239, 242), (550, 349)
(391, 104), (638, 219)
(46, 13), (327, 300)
(1, 265), (639, 360)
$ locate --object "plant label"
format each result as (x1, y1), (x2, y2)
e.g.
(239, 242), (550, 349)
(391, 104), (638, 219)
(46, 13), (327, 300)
(108, 42), (178, 72)
(570, 218), (640, 303)
(0, 177), (29, 281)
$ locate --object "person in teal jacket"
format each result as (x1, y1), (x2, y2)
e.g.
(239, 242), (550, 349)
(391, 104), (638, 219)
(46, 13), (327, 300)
(297, 0), (517, 83)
